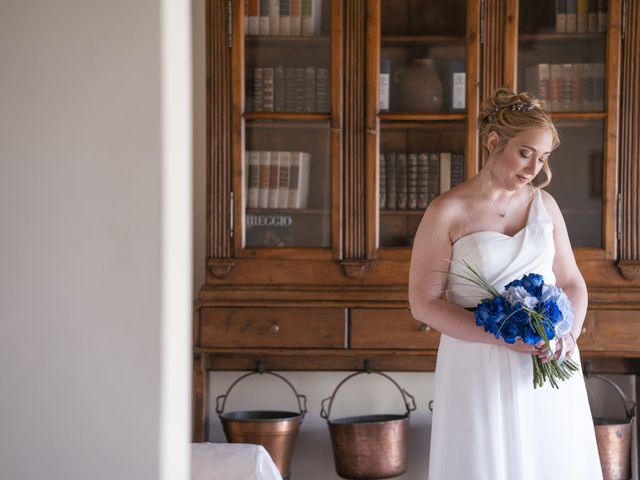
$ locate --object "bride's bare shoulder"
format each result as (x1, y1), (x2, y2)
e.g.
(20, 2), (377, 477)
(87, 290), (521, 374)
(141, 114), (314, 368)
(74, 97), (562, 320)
(427, 181), (475, 217)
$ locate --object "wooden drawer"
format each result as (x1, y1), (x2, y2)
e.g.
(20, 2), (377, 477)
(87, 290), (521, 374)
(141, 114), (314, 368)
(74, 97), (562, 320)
(350, 308), (441, 349)
(579, 309), (640, 352)
(199, 307), (346, 348)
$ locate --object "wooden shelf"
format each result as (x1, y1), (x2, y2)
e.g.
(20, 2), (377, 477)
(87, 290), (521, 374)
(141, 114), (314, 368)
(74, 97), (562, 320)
(246, 208), (330, 215)
(245, 35), (330, 48)
(381, 35), (465, 46)
(244, 112), (331, 122)
(519, 32), (606, 43)
(379, 113), (466, 122)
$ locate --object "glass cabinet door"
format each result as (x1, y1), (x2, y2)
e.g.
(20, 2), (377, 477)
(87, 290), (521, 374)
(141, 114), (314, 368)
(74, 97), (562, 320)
(237, 0), (335, 250)
(377, 0), (469, 248)
(518, 0), (609, 248)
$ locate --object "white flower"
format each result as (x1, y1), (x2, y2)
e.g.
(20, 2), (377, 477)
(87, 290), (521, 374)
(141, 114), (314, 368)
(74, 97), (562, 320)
(541, 285), (575, 335)
(503, 286), (539, 309)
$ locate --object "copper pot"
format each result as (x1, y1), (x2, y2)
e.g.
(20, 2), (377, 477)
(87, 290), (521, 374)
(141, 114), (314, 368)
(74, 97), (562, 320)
(588, 374), (636, 480)
(216, 371), (307, 480)
(320, 370), (417, 479)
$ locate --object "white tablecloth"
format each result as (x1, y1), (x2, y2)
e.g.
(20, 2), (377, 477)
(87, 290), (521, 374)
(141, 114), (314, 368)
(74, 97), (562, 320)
(191, 443), (282, 480)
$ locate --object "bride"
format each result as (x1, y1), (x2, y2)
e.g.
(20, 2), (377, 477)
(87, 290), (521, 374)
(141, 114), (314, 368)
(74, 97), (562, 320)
(408, 87), (602, 479)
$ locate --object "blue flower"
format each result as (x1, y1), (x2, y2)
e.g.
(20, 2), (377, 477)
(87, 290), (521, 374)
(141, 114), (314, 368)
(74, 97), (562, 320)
(538, 300), (562, 325)
(521, 273), (544, 297)
(475, 296), (509, 337)
(501, 322), (520, 344)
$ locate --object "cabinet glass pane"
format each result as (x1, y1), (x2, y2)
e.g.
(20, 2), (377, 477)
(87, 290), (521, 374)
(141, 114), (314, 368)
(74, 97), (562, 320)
(545, 120), (603, 248)
(380, 0), (466, 114)
(245, 122), (331, 248)
(518, 0), (607, 113)
(244, 0), (332, 113)
(379, 124), (465, 247)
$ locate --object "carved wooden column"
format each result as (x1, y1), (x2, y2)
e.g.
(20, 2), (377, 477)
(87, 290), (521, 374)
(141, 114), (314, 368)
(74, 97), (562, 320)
(341, 0), (369, 279)
(618, 0), (640, 280)
(192, 353), (209, 442)
(481, 0), (511, 99)
(206, 0), (234, 280)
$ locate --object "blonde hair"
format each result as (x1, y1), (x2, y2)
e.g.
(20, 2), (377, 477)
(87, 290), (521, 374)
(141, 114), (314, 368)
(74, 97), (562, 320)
(478, 87), (559, 189)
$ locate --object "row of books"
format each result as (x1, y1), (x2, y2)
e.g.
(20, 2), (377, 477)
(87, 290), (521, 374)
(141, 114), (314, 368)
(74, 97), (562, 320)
(525, 63), (605, 112)
(381, 152), (464, 211)
(555, 0), (607, 33)
(246, 150), (311, 209)
(245, 0), (322, 36)
(247, 66), (329, 113)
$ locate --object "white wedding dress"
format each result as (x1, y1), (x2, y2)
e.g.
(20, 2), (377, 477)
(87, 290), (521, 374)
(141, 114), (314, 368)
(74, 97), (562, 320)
(428, 190), (602, 480)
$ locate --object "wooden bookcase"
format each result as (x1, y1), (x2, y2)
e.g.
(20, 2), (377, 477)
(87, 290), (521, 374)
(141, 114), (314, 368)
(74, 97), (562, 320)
(195, 0), (640, 441)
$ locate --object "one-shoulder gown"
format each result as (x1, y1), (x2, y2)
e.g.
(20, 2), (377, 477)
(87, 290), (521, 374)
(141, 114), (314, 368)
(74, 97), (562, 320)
(428, 190), (602, 480)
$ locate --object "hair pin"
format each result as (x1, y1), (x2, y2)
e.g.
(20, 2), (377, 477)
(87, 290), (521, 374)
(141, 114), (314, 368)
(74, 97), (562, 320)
(510, 101), (535, 113)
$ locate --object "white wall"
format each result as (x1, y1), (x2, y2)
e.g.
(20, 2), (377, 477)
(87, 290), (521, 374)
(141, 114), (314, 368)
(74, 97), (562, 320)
(0, 1), (192, 479)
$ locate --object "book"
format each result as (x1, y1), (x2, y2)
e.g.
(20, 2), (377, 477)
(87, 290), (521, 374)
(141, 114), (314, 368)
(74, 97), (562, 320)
(588, 0), (598, 32)
(450, 59), (466, 112)
(451, 154), (464, 188)
(379, 59), (391, 112)
(245, 67), (254, 112)
(582, 62), (596, 111)
(417, 153), (429, 210)
(427, 153), (440, 205)
(566, 0), (577, 32)
(315, 67), (330, 112)
(577, 0), (588, 32)
(247, 150), (261, 208)
(597, 0), (607, 32)
(270, 0), (281, 35)
(593, 62), (605, 111)
(253, 67), (264, 111)
(379, 152), (386, 210)
(407, 153), (418, 210)
(550, 64), (563, 111)
(303, 66), (316, 112)
(302, 0), (322, 36)
(277, 151), (291, 208)
(248, 0), (260, 35)
(262, 67), (275, 112)
(556, 0), (567, 33)
(385, 152), (397, 210)
(268, 151), (280, 208)
(561, 63), (573, 111)
(288, 152), (311, 208)
(244, 0), (249, 33)
(284, 67), (296, 111)
(259, 0), (271, 35)
(289, 0), (302, 35)
(439, 152), (452, 194)
(571, 63), (584, 111)
(274, 65), (285, 112)
(279, 0), (291, 35)
(258, 151), (272, 208)
(396, 152), (407, 210)
(525, 63), (550, 110)
(294, 67), (305, 112)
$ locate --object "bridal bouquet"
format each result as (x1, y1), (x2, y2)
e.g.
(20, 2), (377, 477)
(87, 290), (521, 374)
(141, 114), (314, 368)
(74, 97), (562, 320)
(455, 261), (580, 388)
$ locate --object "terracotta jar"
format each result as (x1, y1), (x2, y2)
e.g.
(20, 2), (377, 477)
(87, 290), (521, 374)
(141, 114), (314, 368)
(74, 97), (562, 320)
(396, 58), (443, 113)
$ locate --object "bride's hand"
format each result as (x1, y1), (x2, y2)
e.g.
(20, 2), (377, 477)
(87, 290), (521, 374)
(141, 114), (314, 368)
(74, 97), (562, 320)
(535, 335), (576, 363)
(501, 338), (540, 355)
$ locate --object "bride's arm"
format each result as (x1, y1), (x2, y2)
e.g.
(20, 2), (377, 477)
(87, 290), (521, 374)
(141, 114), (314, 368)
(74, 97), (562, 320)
(408, 197), (535, 354)
(543, 190), (589, 341)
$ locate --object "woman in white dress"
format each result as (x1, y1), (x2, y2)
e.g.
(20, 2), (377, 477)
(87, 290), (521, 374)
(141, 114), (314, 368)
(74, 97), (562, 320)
(408, 87), (602, 479)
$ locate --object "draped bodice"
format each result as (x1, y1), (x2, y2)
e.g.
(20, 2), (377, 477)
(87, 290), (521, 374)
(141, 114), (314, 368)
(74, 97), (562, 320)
(447, 190), (556, 308)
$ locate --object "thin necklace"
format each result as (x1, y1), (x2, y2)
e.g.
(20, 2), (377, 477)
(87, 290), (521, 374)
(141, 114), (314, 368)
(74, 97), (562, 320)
(481, 173), (515, 218)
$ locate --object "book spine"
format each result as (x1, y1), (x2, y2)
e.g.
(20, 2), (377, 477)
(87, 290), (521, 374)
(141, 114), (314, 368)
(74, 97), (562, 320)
(450, 154), (464, 188)
(379, 152), (386, 210)
(385, 152), (397, 210)
(262, 67), (274, 112)
(244, 0), (249, 33)
(587, 0), (598, 32)
(302, 0), (322, 36)
(248, 0), (260, 35)
(571, 63), (584, 111)
(561, 63), (573, 111)
(277, 151), (290, 208)
(259, 0), (271, 35)
(303, 66), (316, 112)
(268, 151), (280, 208)
(396, 153), (407, 210)
(417, 153), (429, 210)
(315, 67), (329, 112)
(450, 59), (466, 112)
(279, 0), (291, 35)
(577, 0), (588, 32)
(289, 0), (302, 36)
(566, 0), (577, 33)
(245, 67), (254, 112)
(379, 59), (391, 112)
(247, 151), (261, 208)
(407, 153), (418, 210)
(274, 65), (285, 112)
(556, 0), (567, 33)
(288, 152), (311, 208)
(582, 62), (596, 111)
(427, 153), (440, 205)
(284, 67), (296, 112)
(298, 152), (311, 208)
(294, 67), (305, 112)
(597, 0), (607, 32)
(269, 0), (281, 35)
(550, 64), (563, 111)
(253, 67), (263, 111)
(439, 152), (452, 194)
(258, 151), (271, 208)
(593, 62), (605, 111)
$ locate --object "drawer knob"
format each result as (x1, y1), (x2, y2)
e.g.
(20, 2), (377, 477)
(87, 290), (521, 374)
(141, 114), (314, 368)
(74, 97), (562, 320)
(269, 323), (280, 334)
(581, 326), (587, 335)
(418, 323), (431, 333)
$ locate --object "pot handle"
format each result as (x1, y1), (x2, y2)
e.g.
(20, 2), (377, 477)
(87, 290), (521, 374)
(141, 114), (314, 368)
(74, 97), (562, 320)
(586, 374), (636, 421)
(215, 370), (308, 419)
(320, 370), (416, 421)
